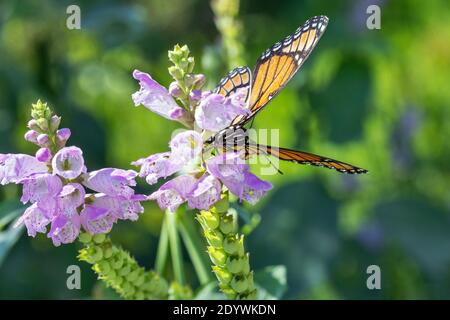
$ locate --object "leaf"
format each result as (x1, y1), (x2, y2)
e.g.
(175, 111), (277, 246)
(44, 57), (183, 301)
(254, 265), (287, 300)
(0, 202), (25, 266)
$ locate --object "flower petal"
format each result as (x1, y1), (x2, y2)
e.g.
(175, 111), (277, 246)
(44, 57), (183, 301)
(47, 214), (81, 246)
(82, 168), (137, 199)
(148, 175), (197, 212)
(132, 69), (185, 120)
(187, 174), (221, 210)
(20, 173), (63, 204)
(0, 153), (48, 185)
(80, 204), (115, 235)
(14, 203), (51, 237)
(52, 146), (86, 179)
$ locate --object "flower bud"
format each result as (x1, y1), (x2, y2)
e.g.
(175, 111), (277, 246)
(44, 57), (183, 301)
(204, 229), (223, 247)
(189, 90), (202, 104)
(79, 232), (93, 243)
(119, 265), (131, 276)
(24, 130), (39, 143)
(193, 74), (206, 89)
(27, 119), (41, 132)
(112, 256), (124, 269)
(93, 233), (106, 244)
(169, 82), (183, 98)
(226, 256), (244, 274)
(230, 275), (249, 293)
(168, 66), (184, 81)
(98, 260), (111, 274)
(49, 115), (61, 132)
(56, 128), (71, 142)
(212, 266), (233, 285)
(36, 133), (50, 146)
(207, 246), (227, 267)
(187, 56), (195, 73)
(36, 118), (49, 131)
(219, 213), (234, 234)
(223, 235), (240, 255)
(35, 147), (52, 163)
(198, 210), (220, 229)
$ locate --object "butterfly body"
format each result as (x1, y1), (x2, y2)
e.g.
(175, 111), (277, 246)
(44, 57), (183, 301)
(208, 16), (368, 175)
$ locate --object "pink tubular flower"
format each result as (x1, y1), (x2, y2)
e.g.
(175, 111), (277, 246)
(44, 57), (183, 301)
(132, 152), (181, 185)
(169, 130), (203, 165)
(148, 174), (197, 212)
(14, 203), (52, 237)
(52, 146), (86, 179)
(132, 69), (186, 121)
(195, 91), (248, 132)
(187, 174), (221, 210)
(0, 154), (48, 185)
(80, 205), (115, 235)
(47, 214), (81, 246)
(20, 173), (63, 204)
(82, 168), (138, 199)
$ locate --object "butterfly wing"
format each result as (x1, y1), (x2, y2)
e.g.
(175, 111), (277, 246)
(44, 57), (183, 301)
(214, 66), (252, 102)
(233, 15), (329, 126)
(252, 144), (368, 174)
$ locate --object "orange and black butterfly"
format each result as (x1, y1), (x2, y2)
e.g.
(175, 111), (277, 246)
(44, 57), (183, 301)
(207, 16), (368, 174)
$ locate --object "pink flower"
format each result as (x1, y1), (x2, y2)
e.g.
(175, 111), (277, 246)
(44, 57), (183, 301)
(47, 214), (81, 246)
(82, 168), (138, 199)
(0, 154), (48, 185)
(132, 69), (186, 121)
(149, 175), (197, 212)
(52, 146), (86, 179)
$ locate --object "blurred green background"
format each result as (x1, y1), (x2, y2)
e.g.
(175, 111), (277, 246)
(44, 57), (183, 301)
(1, 0), (449, 299)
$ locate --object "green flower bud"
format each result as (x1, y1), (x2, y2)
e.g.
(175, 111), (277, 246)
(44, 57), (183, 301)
(93, 233), (106, 244)
(207, 246), (227, 267)
(127, 269), (140, 282)
(89, 246), (103, 263)
(230, 275), (249, 293)
(35, 118), (49, 132)
(212, 266), (233, 285)
(111, 256), (124, 269)
(223, 235), (240, 255)
(98, 260), (111, 274)
(168, 66), (184, 81)
(220, 285), (237, 299)
(103, 246), (113, 259)
(79, 233), (92, 244)
(187, 57), (195, 73)
(180, 44), (190, 58)
(27, 119), (41, 132)
(226, 256), (244, 274)
(198, 210), (220, 229)
(133, 274), (145, 287)
(215, 195), (230, 213)
(241, 254), (250, 274)
(219, 213), (234, 234)
(118, 264), (131, 276)
(204, 229), (223, 247)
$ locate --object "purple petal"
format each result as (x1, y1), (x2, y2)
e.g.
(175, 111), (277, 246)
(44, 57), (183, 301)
(82, 168), (137, 199)
(59, 183), (86, 209)
(52, 146), (86, 179)
(47, 214), (81, 246)
(20, 173), (63, 204)
(131, 152), (181, 185)
(132, 69), (185, 121)
(80, 204), (115, 235)
(195, 91), (248, 132)
(89, 193), (145, 221)
(187, 174), (221, 210)
(241, 171), (272, 205)
(35, 148), (52, 163)
(206, 153), (247, 198)
(0, 154), (49, 185)
(14, 203), (52, 237)
(148, 175), (197, 212)
(169, 130), (203, 165)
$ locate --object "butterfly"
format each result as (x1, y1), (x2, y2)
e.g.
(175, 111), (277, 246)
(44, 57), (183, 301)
(206, 15), (368, 174)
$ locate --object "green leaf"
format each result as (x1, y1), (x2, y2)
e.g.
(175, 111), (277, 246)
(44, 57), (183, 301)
(254, 265), (287, 300)
(0, 201), (25, 266)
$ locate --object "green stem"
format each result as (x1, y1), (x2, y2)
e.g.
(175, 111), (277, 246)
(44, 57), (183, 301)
(155, 215), (170, 275)
(166, 209), (185, 285)
(178, 211), (213, 286)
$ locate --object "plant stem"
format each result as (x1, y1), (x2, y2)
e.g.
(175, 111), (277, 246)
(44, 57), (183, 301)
(166, 209), (185, 285)
(155, 215), (169, 275)
(178, 210), (213, 286)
